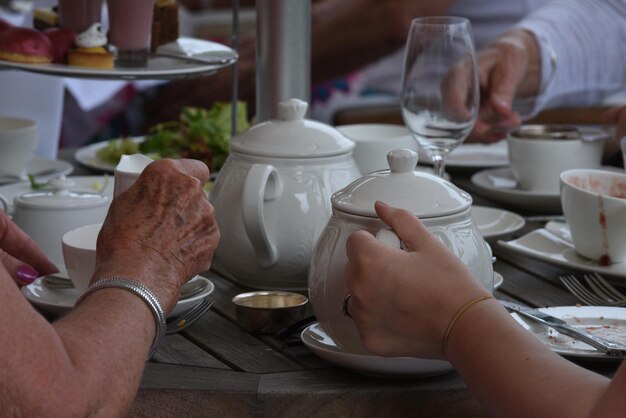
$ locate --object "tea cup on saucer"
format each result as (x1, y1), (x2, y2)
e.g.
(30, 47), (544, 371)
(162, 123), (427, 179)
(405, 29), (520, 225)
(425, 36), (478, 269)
(508, 125), (606, 194)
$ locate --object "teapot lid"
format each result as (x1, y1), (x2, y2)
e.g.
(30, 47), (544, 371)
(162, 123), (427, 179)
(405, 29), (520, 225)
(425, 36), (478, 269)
(332, 149), (471, 218)
(15, 176), (109, 209)
(229, 99), (355, 158)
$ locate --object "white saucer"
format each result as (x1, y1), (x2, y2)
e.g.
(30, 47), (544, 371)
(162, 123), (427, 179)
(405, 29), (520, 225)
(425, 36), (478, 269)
(419, 140), (508, 169)
(471, 167), (562, 213)
(301, 322), (453, 378)
(0, 157), (73, 185)
(0, 175), (112, 214)
(75, 137), (145, 173)
(472, 205), (525, 242)
(21, 275), (214, 318)
(511, 306), (626, 360)
(498, 222), (626, 279)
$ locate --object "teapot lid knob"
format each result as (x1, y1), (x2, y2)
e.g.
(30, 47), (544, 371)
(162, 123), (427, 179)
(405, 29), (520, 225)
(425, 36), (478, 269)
(387, 149), (419, 173)
(48, 175), (76, 195)
(278, 98), (308, 121)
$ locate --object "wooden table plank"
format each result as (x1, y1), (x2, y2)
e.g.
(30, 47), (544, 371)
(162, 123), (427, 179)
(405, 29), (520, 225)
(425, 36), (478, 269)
(182, 311), (304, 373)
(153, 334), (231, 369)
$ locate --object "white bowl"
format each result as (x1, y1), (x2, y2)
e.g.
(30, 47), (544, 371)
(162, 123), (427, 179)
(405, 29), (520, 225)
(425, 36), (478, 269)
(336, 124), (418, 174)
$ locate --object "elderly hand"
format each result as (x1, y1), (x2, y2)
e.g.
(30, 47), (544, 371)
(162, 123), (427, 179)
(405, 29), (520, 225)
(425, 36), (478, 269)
(345, 201), (489, 360)
(0, 212), (58, 286)
(469, 29), (542, 142)
(93, 159), (220, 311)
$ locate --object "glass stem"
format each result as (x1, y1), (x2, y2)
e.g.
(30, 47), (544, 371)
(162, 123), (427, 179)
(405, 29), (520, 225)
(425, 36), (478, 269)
(431, 153), (446, 177)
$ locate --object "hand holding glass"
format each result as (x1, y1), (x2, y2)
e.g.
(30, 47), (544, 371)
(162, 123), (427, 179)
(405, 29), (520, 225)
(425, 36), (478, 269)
(401, 17), (479, 177)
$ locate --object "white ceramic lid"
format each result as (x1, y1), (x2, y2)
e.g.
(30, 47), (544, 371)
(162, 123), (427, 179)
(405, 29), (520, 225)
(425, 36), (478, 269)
(229, 99), (355, 158)
(14, 176), (109, 209)
(332, 149), (472, 218)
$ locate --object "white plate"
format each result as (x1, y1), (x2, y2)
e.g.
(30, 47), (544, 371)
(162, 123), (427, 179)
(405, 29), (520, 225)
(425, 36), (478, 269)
(0, 38), (236, 80)
(471, 167), (562, 213)
(0, 157), (73, 185)
(21, 275), (214, 318)
(75, 138), (145, 173)
(494, 271), (504, 290)
(511, 306), (626, 359)
(0, 175), (112, 214)
(301, 322), (453, 378)
(472, 205), (525, 242)
(419, 140), (508, 168)
(498, 222), (626, 279)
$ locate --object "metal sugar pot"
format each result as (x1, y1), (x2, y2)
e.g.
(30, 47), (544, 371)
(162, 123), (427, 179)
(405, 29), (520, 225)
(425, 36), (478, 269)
(210, 99), (361, 290)
(308, 149), (494, 353)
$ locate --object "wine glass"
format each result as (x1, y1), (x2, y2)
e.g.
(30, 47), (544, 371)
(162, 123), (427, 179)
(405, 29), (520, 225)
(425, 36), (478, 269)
(401, 16), (479, 177)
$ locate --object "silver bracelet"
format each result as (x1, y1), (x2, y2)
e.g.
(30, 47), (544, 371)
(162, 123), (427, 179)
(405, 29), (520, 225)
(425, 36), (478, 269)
(75, 278), (166, 359)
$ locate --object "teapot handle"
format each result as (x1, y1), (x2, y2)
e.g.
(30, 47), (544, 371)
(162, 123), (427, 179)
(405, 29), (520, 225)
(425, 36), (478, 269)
(242, 164), (283, 267)
(376, 228), (402, 248)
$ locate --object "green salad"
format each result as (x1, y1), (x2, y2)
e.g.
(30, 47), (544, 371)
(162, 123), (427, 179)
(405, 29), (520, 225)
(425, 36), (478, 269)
(96, 101), (249, 172)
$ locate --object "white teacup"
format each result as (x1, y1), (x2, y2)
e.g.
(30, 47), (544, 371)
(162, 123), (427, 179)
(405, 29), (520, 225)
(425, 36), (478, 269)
(560, 169), (626, 263)
(62, 223), (101, 293)
(113, 153), (153, 197)
(336, 124), (417, 174)
(508, 125), (605, 194)
(0, 117), (38, 177)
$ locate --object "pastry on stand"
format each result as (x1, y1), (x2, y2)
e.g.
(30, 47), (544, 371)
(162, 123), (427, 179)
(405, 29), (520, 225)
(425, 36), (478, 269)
(0, 26), (53, 64)
(67, 23), (113, 69)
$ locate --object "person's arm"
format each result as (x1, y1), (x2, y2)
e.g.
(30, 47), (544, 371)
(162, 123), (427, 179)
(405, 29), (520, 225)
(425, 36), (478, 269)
(346, 201), (620, 418)
(0, 214), (58, 285)
(471, 0), (626, 142)
(0, 159), (219, 417)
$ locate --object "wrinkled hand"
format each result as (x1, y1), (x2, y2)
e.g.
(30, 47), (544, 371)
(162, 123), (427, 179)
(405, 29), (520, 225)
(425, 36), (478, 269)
(94, 159), (220, 311)
(0, 212), (58, 286)
(469, 29), (541, 143)
(345, 201), (489, 360)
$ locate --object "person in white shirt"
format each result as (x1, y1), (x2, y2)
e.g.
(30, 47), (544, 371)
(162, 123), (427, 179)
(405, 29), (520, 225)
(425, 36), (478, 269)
(474, 0), (626, 145)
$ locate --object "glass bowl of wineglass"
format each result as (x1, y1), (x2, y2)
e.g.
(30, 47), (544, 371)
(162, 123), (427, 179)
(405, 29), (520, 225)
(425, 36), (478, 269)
(401, 16), (479, 177)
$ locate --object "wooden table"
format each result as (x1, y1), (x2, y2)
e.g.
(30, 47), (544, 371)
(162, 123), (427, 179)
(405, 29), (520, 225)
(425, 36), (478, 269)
(58, 150), (620, 417)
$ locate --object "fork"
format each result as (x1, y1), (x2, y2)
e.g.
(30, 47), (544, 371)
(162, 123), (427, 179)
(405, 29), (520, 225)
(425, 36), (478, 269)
(559, 274), (626, 307)
(166, 298), (214, 334)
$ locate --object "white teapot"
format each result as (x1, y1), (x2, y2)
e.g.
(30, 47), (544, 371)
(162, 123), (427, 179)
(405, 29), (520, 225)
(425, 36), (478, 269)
(308, 149), (494, 353)
(210, 99), (361, 290)
(5, 176), (109, 273)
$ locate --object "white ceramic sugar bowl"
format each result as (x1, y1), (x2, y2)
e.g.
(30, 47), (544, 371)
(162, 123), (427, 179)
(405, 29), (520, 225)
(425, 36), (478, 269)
(308, 149), (494, 353)
(10, 176), (109, 270)
(210, 99), (361, 290)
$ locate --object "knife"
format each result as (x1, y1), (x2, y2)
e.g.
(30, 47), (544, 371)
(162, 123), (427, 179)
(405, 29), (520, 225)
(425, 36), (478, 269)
(500, 300), (626, 357)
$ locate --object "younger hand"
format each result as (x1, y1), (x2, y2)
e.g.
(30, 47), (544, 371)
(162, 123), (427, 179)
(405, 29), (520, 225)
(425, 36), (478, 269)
(0, 212), (57, 286)
(345, 201), (489, 360)
(470, 29), (541, 142)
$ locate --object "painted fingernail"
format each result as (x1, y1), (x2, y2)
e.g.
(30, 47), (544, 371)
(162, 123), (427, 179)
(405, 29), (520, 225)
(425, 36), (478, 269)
(17, 265), (39, 284)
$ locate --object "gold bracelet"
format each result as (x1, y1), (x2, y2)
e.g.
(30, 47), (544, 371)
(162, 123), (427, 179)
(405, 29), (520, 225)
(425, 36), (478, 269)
(442, 295), (494, 355)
